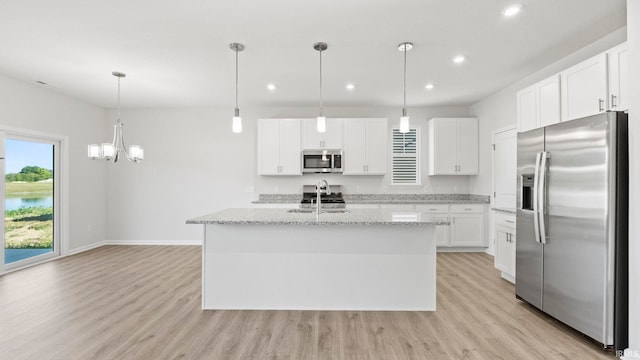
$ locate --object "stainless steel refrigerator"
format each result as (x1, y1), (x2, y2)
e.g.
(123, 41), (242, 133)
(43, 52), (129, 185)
(516, 111), (628, 351)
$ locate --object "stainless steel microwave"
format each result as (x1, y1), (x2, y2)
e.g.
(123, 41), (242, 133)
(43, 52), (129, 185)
(302, 149), (343, 173)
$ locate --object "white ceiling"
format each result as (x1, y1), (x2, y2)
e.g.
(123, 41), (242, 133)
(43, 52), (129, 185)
(0, 0), (626, 109)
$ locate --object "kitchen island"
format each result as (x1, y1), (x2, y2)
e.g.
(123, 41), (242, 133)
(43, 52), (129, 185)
(187, 208), (448, 311)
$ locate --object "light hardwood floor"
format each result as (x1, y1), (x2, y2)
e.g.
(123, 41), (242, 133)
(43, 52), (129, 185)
(0, 246), (614, 359)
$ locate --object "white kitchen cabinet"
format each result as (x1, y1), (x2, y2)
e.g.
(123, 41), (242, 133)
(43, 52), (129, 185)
(428, 118), (478, 175)
(301, 118), (343, 149)
(416, 204), (450, 247)
(492, 127), (517, 209)
(560, 52), (607, 122)
(449, 204), (485, 247)
(343, 118), (388, 175)
(517, 75), (560, 132)
(517, 85), (537, 132)
(494, 212), (516, 283)
(607, 42), (628, 111)
(257, 118), (302, 175)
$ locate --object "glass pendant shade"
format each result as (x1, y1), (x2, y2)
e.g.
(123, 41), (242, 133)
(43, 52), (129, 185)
(316, 116), (326, 133)
(400, 115), (410, 133)
(129, 145), (144, 161)
(87, 144), (100, 159)
(232, 110), (242, 134)
(101, 143), (115, 159)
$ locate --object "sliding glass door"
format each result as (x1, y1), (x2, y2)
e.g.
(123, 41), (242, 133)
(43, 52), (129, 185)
(1, 132), (60, 270)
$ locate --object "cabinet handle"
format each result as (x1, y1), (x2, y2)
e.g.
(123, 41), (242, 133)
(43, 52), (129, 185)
(505, 219), (514, 224)
(429, 208), (438, 211)
(598, 98), (605, 112)
(611, 95), (617, 108)
(464, 208), (472, 211)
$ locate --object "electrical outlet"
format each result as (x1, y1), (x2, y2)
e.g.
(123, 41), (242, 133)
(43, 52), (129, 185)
(245, 185), (254, 193)
(274, 186), (280, 193)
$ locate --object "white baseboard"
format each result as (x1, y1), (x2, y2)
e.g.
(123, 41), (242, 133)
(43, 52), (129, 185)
(436, 247), (488, 253)
(104, 239), (202, 246)
(67, 241), (107, 255)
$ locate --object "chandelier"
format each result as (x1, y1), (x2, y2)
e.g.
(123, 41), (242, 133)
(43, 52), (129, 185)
(88, 71), (144, 163)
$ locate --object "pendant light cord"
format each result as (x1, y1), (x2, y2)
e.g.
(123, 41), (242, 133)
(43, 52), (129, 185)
(319, 48), (323, 116)
(235, 48), (239, 110)
(403, 45), (407, 111)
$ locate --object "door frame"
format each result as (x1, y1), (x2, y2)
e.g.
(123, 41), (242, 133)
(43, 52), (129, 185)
(0, 126), (69, 274)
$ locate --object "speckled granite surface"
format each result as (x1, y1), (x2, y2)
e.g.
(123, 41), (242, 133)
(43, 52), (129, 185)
(252, 193), (490, 204)
(492, 207), (517, 215)
(187, 208), (450, 226)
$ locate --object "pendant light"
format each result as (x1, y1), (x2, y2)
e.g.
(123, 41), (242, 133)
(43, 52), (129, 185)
(398, 42), (413, 133)
(314, 42), (328, 133)
(88, 71), (144, 163)
(230, 42), (245, 133)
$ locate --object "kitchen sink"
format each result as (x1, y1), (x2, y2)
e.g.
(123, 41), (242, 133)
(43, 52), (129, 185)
(287, 208), (350, 214)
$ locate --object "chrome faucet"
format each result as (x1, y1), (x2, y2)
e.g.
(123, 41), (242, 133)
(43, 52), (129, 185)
(316, 179), (331, 219)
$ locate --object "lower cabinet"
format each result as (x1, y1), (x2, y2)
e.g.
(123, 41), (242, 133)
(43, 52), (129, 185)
(416, 204), (485, 249)
(494, 212), (516, 283)
(449, 204), (485, 247)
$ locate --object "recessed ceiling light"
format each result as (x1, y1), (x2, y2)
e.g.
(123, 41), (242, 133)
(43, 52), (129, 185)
(346, 83), (355, 90)
(453, 55), (465, 64)
(267, 83), (277, 91)
(502, 4), (522, 17)
(425, 83), (435, 90)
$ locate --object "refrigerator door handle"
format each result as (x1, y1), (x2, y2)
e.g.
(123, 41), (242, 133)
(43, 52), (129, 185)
(533, 152), (542, 243)
(539, 151), (550, 244)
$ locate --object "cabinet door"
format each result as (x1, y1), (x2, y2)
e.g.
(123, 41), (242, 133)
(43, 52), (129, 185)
(450, 214), (484, 246)
(517, 85), (537, 132)
(323, 118), (343, 149)
(257, 119), (282, 175)
(364, 118), (388, 175)
(536, 74), (561, 127)
(560, 53), (607, 121)
(343, 119), (367, 174)
(301, 118), (324, 149)
(435, 223), (451, 247)
(278, 119), (302, 175)
(428, 119), (457, 175)
(608, 42), (628, 111)
(492, 128), (517, 209)
(456, 118), (478, 174)
(301, 118), (343, 149)
(494, 224), (514, 274)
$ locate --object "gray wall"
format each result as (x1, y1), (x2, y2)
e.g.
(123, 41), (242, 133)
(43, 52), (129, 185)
(0, 74), (108, 254)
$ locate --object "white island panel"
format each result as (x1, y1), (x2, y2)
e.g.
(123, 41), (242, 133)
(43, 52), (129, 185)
(203, 223), (435, 311)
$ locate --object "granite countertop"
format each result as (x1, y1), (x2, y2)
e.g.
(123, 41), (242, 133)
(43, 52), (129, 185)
(186, 208), (450, 226)
(252, 193), (490, 204)
(492, 207), (517, 215)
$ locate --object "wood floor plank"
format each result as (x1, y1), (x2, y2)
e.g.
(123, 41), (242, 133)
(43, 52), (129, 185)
(0, 246), (615, 359)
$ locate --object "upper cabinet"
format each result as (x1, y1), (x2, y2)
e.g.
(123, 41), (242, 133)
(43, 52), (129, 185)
(428, 118), (478, 175)
(343, 118), (388, 175)
(560, 53), (608, 122)
(257, 118), (302, 176)
(607, 42), (628, 112)
(517, 74), (561, 132)
(518, 42), (628, 132)
(301, 118), (343, 149)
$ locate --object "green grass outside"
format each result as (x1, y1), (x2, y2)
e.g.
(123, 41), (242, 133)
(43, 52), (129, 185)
(6, 181), (53, 196)
(5, 181), (54, 249)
